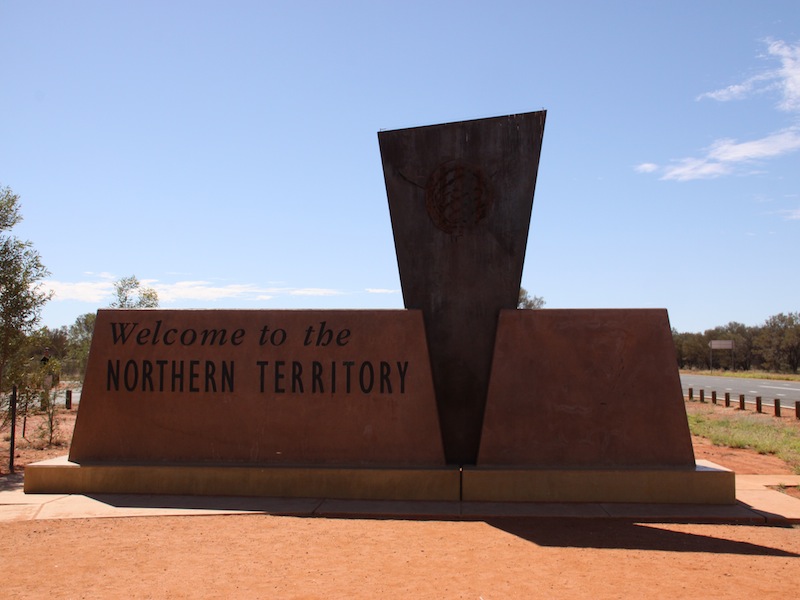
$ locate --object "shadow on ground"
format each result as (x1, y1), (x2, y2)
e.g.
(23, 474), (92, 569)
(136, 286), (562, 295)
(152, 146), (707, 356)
(76, 493), (799, 556)
(487, 517), (799, 556)
(0, 473), (24, 492)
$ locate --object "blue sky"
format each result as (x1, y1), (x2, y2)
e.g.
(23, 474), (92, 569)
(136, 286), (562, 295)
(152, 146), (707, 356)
(2, 1), (798, 334)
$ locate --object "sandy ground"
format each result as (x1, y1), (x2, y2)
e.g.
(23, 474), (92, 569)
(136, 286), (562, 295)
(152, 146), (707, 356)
(1, 403), (799, 599)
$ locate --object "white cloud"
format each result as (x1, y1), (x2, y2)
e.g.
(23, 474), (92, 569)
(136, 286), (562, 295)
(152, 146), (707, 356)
(152, 281), (279, 303)
(696, 75), (770, 103)
(707, 128), (800, 162)
(288, 288), (343, 296)
(45, 275), (347, 305)
(656, 126), (800, 181)
(767, 39), (800, 112)
(365, 288), (400, 294)
(634, 163), (658, 173)
(697, 39), (800, 112)
(640, 40), (800, 182)
(660, 158), (732, 182)
(778, 208), (800, 220)
(45, 280), (115, 302)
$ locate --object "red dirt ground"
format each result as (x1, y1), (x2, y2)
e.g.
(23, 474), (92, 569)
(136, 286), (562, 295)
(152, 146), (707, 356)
(1, 404), (799, 599)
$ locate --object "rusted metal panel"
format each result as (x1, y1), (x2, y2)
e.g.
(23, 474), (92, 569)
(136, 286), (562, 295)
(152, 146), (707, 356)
(478, 309), (696, 468)
(379, 112), (546, 464)
(69, 309), (445, 466)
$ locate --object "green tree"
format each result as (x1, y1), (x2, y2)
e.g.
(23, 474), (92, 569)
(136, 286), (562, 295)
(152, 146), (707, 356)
(672, 329), (690, 368)
(0, 186), (52, 395)
(110, 275), (159, 309)
(518, 287), (545, 309)
(674, 331), (709, 370)
(756, 312), (800, 373)
(1, 332), (61, 427)
(37, 325), (69, 360)
(67, 312), (96, 381)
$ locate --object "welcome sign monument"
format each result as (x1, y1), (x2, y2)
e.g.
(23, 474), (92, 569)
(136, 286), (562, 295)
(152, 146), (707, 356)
(27, 112), (733, 504)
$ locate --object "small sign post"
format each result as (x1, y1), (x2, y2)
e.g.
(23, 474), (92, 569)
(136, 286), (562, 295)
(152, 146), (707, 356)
(9, 386), (17, 474)
(708, 340), (735, 372)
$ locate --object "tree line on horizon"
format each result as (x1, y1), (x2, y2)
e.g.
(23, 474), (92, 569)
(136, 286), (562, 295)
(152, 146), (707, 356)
(32, 304), (800, 378)
(29, 306), (800, 382)
(673, 313), (800, 374)
(1, 183), (159, 408)
(517, 285), (798, 375)
(12, 276), (159, 387)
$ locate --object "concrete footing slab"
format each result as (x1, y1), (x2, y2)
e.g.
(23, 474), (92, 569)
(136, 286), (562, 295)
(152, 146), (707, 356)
(4, 460), (800, 524)
(23, 456), (461, 502)
(24, 457), (734, 505)
(462, 460), (735, 504)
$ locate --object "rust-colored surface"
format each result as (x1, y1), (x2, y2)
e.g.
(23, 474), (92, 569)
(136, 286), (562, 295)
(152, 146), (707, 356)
(379, 112), (546, 465)
(478, 309), (695, 467)
(5, 517), (800, 599)
(69, 309), (445, 466)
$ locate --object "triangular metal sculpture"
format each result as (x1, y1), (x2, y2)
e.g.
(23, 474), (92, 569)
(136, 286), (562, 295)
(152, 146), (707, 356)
(379, 112), (546, 464)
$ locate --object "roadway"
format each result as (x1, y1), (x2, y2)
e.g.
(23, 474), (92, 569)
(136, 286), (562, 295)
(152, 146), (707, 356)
(680, 373), (800, 409)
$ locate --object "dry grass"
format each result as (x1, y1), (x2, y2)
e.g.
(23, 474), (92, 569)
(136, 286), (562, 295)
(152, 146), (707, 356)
(686, 401), (800, 473)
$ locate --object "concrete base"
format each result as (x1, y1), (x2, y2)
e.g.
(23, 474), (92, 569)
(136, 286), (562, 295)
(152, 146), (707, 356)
(24, 457), (461, 502)
(463, 460), (735, 504)
(25, 457), (735, 505)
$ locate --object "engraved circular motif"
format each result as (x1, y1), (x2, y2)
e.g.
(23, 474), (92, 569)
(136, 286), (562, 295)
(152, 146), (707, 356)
(425, 161), (491, 235)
